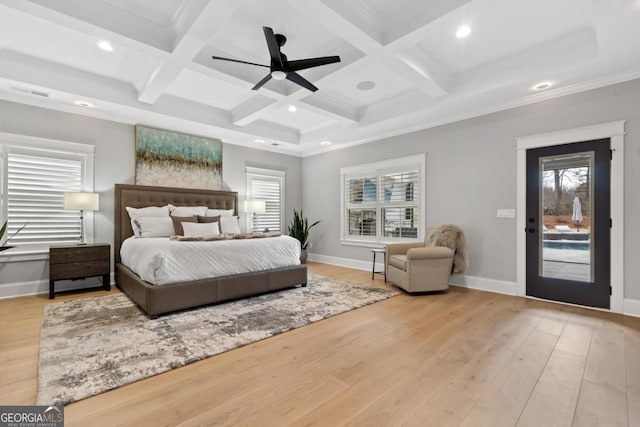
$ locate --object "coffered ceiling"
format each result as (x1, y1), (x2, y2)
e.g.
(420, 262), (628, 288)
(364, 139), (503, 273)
(0, 0), (639, 156)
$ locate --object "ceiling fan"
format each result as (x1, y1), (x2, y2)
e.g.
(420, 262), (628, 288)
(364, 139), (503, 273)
(212, 26), (341, 92)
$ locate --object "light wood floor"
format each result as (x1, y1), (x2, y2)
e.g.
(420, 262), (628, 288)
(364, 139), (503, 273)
(1, 262), (639, 426)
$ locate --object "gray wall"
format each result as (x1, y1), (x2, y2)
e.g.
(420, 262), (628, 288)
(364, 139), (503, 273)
(2, 78), (639, 301)
(303, 78), (640, 300)
(0, 100), (302, 291)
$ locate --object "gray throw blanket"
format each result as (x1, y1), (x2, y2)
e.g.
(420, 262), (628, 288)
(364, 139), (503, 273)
(169, 231), (282, 241)
(426, 224), (469, 273)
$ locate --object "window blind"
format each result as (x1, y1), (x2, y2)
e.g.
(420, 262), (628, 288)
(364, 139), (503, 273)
(344, 173), (377, 237)
(341, 156), (423, 243)
(380, 169), (419, 238)
(246, 169), (285, 233)
(380, 170), (418, 203)
(6, 151), (82, 244)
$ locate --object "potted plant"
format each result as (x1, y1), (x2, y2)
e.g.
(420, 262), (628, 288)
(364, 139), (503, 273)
(0, 220), (10, 252)
(0, 220), (27, 251)
(287, 209), (320, 264)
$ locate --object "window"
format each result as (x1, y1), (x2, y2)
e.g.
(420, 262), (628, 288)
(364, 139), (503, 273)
(245, 167), (285, 232)
(341, 154), (425, 245)
(1, 133), (95, 247)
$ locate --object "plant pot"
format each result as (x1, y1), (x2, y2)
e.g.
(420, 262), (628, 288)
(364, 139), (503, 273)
(300, 248), (308, 264)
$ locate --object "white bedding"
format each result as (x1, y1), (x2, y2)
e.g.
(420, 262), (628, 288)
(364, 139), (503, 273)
(120, 235), (301, 285)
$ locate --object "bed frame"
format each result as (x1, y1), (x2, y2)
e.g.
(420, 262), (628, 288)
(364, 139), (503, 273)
(114, 184), (307, 317)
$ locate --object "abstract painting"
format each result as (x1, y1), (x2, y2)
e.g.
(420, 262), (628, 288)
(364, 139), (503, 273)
(135, 126), (222, 190)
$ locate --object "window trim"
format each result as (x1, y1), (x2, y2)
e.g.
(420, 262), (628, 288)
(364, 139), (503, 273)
(245, 166), (286, 233)
(0, 132), (95, 261)
(340, 154), (426, 247)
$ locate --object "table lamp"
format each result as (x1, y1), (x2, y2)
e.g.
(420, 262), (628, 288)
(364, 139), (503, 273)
(64, 192), (99, 245)
(244, 200), (266, 232)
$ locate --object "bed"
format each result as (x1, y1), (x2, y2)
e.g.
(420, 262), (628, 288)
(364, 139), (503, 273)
(114, 183), (307, 317)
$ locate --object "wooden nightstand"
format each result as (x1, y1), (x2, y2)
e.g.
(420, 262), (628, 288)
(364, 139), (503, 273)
(49, 243), (111, 299)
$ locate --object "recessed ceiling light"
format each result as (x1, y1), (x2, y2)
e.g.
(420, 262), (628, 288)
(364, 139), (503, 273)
(320, 141), (332, 146)
(532, 81), (552, 91)
(254, 139), (266, 144)
(456, 25), (471, 39)
(288, 105), (297, 113)
(75, 101), (93, 108)
(356, 81), (376, 91)
(97, 40), (113, 52)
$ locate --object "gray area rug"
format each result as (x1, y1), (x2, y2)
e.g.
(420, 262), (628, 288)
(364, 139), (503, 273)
(37, 274), (398, 406)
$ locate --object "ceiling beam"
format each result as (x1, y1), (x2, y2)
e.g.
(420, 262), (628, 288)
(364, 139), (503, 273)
(287, 0), (451, 98)
(0, 49), (302, 146)
(231, 96), (278, 126)
(0, 0), (172, 55)
(300, 93), (360, 123)
(383, 0), (472, 47)
(137, 0), (246, 104)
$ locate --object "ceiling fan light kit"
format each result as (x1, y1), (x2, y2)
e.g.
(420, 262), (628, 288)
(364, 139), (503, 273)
(271, 70), (287, 80)
(212, 26), (341, 92)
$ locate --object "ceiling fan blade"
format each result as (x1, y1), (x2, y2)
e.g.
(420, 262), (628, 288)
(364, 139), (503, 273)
(286, 72), (318, 92)
(252, 74), (272, 90)
(263, 26), (284, 68)
(287, 56), (341, 72)
(211, 56), (269, 68)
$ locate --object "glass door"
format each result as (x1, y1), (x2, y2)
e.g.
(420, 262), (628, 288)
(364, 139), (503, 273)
(526, 139), (610, 308)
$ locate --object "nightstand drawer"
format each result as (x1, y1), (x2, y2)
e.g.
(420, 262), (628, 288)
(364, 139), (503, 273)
(50, 245), (110, 264)
(48, 243), (111, 299)
(50, 260), (110, 281)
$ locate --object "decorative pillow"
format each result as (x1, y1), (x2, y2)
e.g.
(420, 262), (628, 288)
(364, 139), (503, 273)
(205, 208), (234, 217)
(126, 205), (170, 237)
(182, 221), (220, 237)
(171, 215), (197, 236)
(168, 205), (207, 217)
(196, 215), (220, 224)
(134, 217), (175, 238)
(219, 216), (241, 234)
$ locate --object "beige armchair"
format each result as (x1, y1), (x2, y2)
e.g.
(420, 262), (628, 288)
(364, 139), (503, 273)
(385, 225), (467, 293)
(385, 242), (454, 293)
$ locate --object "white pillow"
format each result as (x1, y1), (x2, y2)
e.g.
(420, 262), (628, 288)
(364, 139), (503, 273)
(182, 221), (220, 237)
(168, 204), (207, 217)
(205, 208), (234, 217)
(126, 205), (170, 237)
(219, 216), (241, 234)
(134, 217), (174, 238)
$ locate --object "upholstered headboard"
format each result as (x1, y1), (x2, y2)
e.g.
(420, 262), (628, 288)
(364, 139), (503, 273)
(114, 184), (237, 264)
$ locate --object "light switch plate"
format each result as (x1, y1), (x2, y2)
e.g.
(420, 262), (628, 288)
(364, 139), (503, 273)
(497, 209), (515, 218)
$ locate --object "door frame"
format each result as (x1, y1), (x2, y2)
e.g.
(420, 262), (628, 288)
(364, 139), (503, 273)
(516, 121), (625, 313)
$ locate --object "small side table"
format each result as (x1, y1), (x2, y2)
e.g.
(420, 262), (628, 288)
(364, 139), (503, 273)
(49, 243), (111, 299)
(371, 248), (386, 282)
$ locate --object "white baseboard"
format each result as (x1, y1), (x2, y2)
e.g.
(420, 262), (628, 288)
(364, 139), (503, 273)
(624, 298), (640, 318)
(0, 273), (114, 300)
(449, 274), (517, 296)
(309, 253), (516, 295)
(310, 253), (640, 317)
(308, 253), (383, 273)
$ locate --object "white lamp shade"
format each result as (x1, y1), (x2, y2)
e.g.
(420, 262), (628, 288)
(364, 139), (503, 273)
(244, 200), (266, 214)
(64, 192), (99, 211)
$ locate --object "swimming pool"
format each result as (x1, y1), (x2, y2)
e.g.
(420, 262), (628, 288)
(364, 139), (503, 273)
(543, 240), (590, 250)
